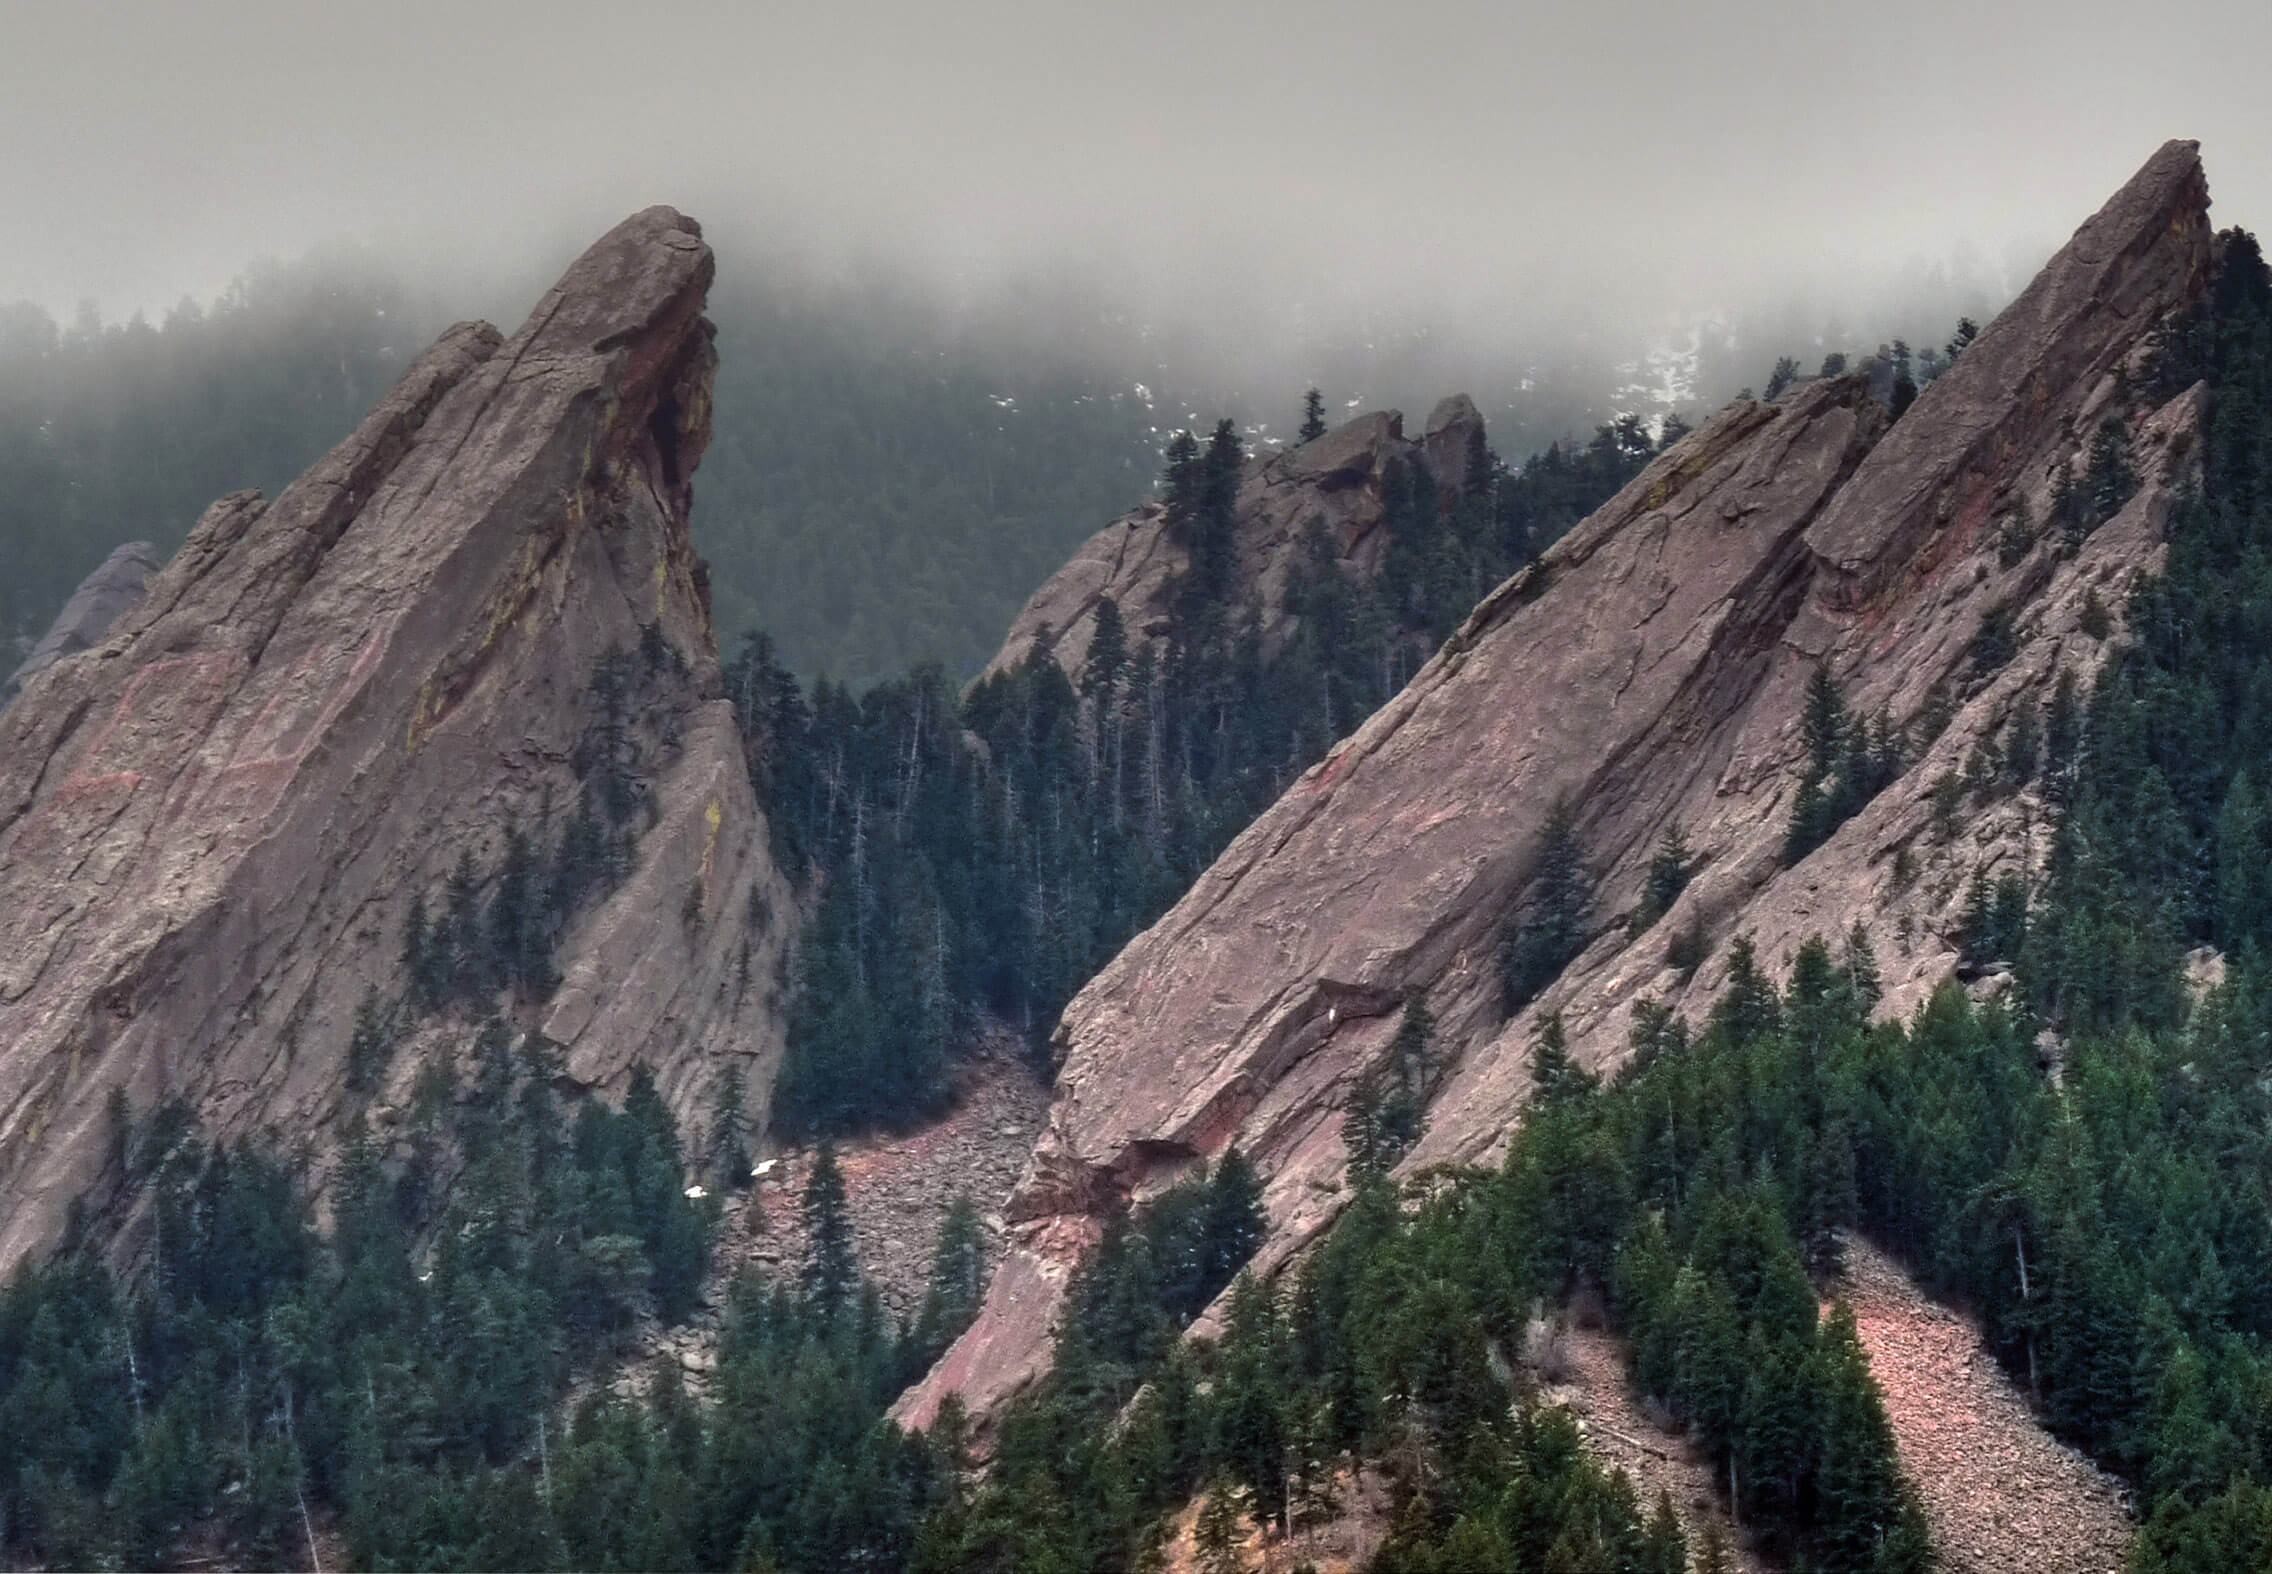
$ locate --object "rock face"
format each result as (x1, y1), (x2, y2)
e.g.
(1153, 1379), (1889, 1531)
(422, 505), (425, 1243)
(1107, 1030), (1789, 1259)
(897, 140), (2215, 1428)
(979, 395), (1490, 685)
(0, 208), (793, 1271)
(2, 540), (164, 705)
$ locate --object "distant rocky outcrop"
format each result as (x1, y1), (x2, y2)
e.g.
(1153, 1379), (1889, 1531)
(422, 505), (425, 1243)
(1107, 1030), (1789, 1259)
(978, 394), (1490, 685)
(0, 208), (792, 1271)
(2, 540), (162, 705)
(898, 139), (2215, 1429)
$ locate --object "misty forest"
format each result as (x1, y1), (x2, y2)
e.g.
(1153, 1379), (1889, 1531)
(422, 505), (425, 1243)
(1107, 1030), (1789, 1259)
(2, 35), (2272, 1573)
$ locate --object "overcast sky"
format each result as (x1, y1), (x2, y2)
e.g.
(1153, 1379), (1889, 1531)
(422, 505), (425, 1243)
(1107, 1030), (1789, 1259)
(5, 0), (2268, 340)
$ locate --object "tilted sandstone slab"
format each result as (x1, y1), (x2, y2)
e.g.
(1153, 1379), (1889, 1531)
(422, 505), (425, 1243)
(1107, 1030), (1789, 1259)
(0, 208), (792, 1271)
(2, 540), (163, 705)
(896, 140), (2214, 1428)
(979, 395), (1489, 686)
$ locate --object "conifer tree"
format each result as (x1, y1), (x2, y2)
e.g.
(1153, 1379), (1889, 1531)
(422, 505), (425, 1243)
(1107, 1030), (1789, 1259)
(1080, 596), (1128, 710)
(2085, 419), (2136, 528)
(1641, 821), (1692, 925)
(345, 987), (396, 1093)
(1162, 429), (1203, 543)
(1889, 339), (1918, 419)
(1194, 1476), (1249, 1574)
(1196, 419), (1246, 607)
(1528, 1012), (1594, 1104)
(1812, 1302), (1915, 1568)
(1202, 1148), (1267, 1293)
(710, 1064), (753, 1191)
(912, 1195), (986, 1364)
(1298, 388), (1327, 444)
(800, 1143), (858, 1325)
(1340, 1076), (1389, 1181)
(1639, 1491), (1687, 1574)
(1506, 798), (1592, 1010)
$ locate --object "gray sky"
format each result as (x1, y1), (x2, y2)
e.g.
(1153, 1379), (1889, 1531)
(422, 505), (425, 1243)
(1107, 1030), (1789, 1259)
(5, 0), (2268, 340)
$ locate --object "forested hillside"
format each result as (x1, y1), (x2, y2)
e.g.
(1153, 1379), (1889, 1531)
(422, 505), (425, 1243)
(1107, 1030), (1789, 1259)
(12, 201), (2268, 1574)
(728, 410), (1668, 1134)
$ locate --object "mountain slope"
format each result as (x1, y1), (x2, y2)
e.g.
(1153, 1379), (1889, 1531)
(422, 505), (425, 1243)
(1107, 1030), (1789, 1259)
(0, 208), (790, 1271)
(898, 139), (2214, 1431)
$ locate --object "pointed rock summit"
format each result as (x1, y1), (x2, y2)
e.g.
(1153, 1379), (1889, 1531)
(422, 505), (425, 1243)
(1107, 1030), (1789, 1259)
(980, 395), (1491, 687)
(898, 141), (2217, 1429)
(0, 208), (791, 1271)
(2, 540), (162, 705)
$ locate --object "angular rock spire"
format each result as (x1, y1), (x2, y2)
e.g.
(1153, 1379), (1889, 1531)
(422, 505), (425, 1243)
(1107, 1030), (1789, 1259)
(0, 208), (791, 1271)
(1, 540), (162, 705)
(976, 398), (1493, 687)
(897, 140), (2217, 1431)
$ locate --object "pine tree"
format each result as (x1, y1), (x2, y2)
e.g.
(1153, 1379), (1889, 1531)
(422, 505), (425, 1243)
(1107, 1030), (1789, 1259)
(1641, 822), (1692, 924)
(1639, 1490), (1687, 1574)
(1340, 1075), (1388, 1181)
(442, 849), (487, 1001)
(2216, 771), (2269, 949)
(710, 1064), (752, 1191)
(1843, 920), (1882, 1010)
(912, 1195), (986, 1363)
(2043, 668), (2082, 793)
(345, 987), (397, 1092)
(1812, 1301), (1911, 1567)
(1194, 1476), (1249, 1574)
(2004, 699), (2042, 787)
(800, 1143), (858, 1325)
(1506, 798), (1593, 1010)
(1196, 419), (1246, 607)
(403, 892), (444, 1011)
(2085, 419), (2136, 528)
(1202, 1148), (1267, 1293)
(1889, 339), (1918, 420)
(1787, 665), (1853, 863)
(1528, 1012), (1594, 1104)
(1080, 597), (1128, 710)
(1211, 1274), (1290, 1532)
(1298, 388), (1327, 444)
(1162, 429), (1203, 543)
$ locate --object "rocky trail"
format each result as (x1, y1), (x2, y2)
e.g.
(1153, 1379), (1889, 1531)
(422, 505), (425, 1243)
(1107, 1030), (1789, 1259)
(1836, 1239), (2132, 1574)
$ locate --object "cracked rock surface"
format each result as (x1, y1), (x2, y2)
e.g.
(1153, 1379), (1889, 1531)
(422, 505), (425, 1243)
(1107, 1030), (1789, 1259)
(0, 207), (791, 1271)
(897, 141), (2215, 1440)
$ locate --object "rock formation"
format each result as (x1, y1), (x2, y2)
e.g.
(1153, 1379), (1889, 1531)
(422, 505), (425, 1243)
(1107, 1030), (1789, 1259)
(980, 395), (1490, 686)
(0, 208), (792, 1272)
(897, 139), (2215, 1428)
(2, 540), (163, 705)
